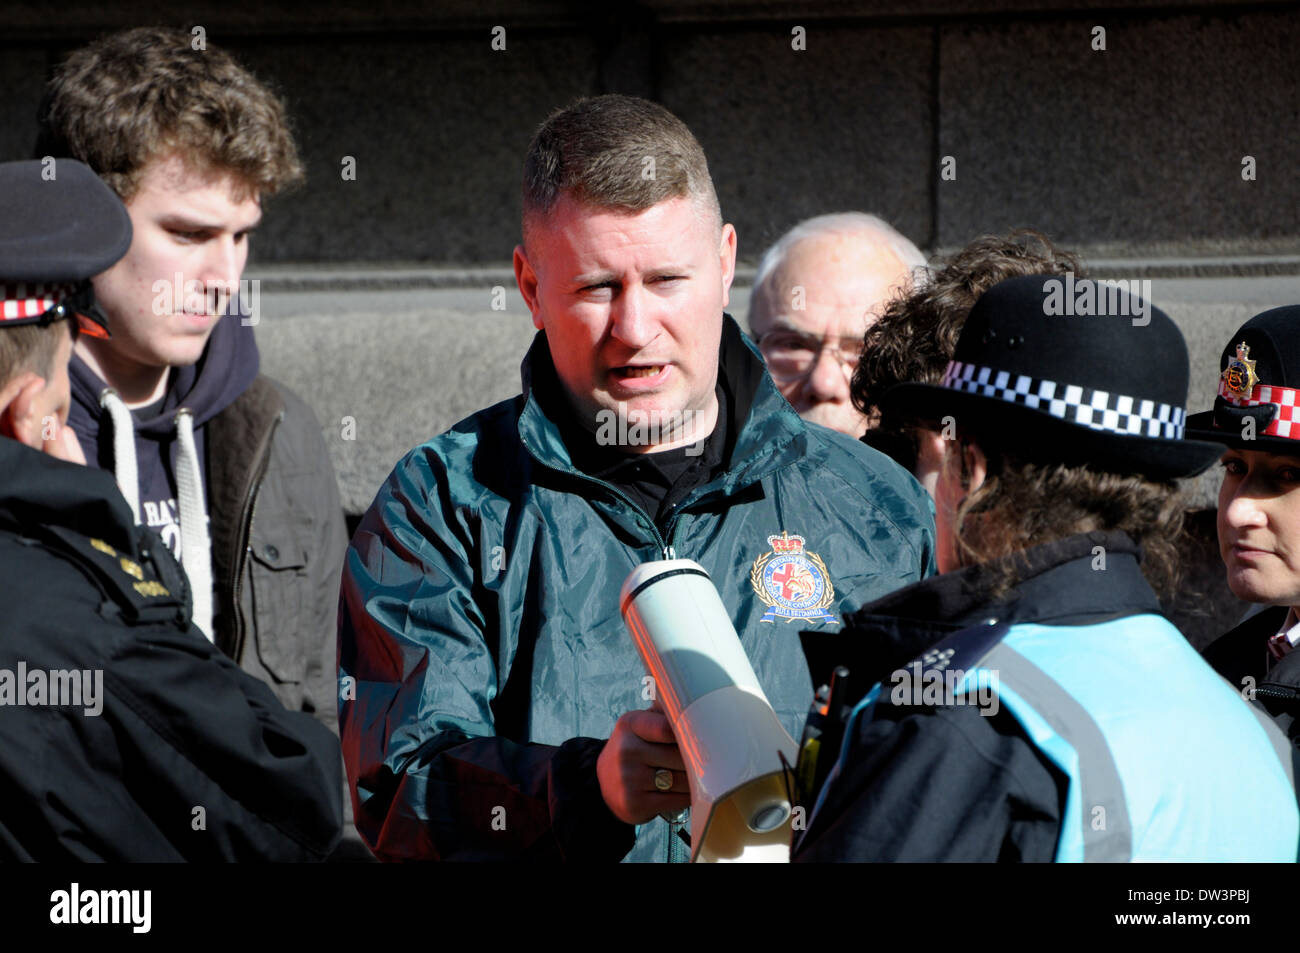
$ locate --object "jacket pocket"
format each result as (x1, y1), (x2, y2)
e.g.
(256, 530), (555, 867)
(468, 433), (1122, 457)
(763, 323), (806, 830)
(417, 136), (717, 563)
(247, 512), (313, 684)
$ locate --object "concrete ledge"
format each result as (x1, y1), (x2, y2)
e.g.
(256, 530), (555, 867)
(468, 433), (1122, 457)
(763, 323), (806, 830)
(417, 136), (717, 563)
(246, 251), (1300, 293)
(252, 272), (1295, 519)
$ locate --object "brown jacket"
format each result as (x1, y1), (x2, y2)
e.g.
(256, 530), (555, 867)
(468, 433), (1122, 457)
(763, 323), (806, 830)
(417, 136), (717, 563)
(208, 374), (367, 859)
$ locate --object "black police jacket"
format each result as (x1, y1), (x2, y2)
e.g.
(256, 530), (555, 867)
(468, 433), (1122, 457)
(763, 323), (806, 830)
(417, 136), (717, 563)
(795, 532), (1155, 862)
(1203, 605), (1300, 742)
(0, 436), (343, 860)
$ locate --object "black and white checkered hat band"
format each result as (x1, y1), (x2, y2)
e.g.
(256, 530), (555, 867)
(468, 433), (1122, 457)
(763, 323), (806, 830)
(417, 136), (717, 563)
(941, 360), (1186, 439)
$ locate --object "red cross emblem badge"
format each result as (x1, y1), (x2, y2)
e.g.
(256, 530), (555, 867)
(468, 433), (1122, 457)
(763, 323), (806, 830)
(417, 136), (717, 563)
(750, 531), (837, 624)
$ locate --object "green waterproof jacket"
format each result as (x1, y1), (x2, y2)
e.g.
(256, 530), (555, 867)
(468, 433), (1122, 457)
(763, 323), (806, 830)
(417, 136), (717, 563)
(339, 316), (936, 862)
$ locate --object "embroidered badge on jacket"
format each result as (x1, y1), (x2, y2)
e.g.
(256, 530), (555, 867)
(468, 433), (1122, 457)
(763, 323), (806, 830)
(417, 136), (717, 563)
(750, 531), (836, 624)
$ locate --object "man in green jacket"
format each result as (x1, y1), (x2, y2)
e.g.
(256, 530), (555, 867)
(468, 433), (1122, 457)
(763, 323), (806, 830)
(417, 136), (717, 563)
(339, 95), (935, 862)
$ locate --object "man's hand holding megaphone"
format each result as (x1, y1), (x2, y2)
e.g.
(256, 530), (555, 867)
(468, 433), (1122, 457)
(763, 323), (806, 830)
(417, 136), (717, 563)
(596, 700), (691, 824)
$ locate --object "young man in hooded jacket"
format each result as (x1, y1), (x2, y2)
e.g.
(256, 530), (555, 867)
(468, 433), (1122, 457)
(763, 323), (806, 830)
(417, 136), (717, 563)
(37, 27), (360, 856)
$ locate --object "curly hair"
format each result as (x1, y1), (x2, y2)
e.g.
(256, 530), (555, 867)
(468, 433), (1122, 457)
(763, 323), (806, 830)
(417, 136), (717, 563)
(36, 26), (303, 202)
(948, 444), (1186, 602)
(853, 230), (1083, 467)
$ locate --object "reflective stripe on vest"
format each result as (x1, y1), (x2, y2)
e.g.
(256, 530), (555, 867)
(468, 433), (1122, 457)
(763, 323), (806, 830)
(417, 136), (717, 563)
(964, 616), (1300, 862)
(979, 642), (1132, 861)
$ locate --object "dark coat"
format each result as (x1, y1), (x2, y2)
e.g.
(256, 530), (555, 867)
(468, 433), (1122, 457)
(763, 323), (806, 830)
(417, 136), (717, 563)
(794, 532), (1298, 862)
(1203, 605), (1300, 742)
(0, 437), (343, 860)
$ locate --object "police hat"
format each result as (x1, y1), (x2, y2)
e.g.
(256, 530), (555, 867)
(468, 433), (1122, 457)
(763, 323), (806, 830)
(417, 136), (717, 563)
(879, 274), (1225, 480)
(1185, 306), (1300, 456)
(0, 158), (132, 338)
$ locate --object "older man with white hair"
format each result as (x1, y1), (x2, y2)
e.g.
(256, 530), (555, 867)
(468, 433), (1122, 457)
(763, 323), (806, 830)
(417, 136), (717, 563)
(748, 213), (925, 436)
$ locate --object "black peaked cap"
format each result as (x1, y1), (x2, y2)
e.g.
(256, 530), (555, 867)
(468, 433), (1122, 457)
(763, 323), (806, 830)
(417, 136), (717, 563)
(0, 158), (132, 283)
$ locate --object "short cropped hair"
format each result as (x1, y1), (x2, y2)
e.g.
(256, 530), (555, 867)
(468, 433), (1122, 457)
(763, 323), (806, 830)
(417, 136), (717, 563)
(36, 26), (303, 202)
(0, 322), (67, 391)
(521, 94), (721, 245)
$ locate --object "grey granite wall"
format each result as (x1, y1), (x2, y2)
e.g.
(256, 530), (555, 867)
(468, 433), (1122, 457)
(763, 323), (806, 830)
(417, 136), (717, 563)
(2, 1), (1297, 264)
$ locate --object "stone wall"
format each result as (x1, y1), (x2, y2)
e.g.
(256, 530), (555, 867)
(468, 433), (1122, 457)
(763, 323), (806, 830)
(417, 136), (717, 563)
(1, 1), (1295, 264)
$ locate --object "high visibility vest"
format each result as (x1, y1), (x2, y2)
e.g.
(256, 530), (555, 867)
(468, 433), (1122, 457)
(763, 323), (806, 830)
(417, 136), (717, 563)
(828, 614), (1300, 862)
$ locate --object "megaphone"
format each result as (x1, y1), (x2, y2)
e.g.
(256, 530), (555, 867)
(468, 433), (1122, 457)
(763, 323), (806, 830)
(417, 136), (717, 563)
(620, 559), (799, 863)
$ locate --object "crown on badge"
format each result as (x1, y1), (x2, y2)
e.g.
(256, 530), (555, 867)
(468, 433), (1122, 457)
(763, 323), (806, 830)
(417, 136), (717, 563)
(1221, 341), (1260, 399)
(767, 532), (806, 555)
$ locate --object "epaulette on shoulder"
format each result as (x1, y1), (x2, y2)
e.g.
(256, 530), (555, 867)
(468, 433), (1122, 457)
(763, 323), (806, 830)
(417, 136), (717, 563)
(34, 524), (191, 628)
(893, 619), (1012, 688)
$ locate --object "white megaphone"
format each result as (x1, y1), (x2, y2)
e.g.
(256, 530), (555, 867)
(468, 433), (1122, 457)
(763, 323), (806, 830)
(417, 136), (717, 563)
(620, 559), (799, 863)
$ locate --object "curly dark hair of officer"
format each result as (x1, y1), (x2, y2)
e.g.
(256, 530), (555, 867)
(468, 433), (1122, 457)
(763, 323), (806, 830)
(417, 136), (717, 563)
(850, 229), (1183, 602)
(853, 229), (1083, 471)
(950, 445), (1186, 603)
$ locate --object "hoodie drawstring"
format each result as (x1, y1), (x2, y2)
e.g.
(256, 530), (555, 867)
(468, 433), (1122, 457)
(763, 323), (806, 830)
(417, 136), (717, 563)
(100, 389), (214, 641)
(174, 409), (213, 641)
(100, 388), (140, 524)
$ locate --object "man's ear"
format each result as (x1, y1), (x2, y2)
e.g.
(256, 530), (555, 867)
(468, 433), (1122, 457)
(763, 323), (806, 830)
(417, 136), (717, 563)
(912, 427), (947, 497)
(719, 223), (738, 309)
(0, 372), (46, 449)
(961, 439), (988, 495)
(513, 244), (544, 331)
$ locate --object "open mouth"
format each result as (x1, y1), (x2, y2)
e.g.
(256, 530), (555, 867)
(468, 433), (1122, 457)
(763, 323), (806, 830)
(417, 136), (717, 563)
(616, 365), (665, 378)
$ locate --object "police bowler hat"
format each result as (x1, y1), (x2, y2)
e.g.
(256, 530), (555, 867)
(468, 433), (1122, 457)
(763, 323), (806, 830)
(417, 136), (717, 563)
(1186, 306), (1300, 457)
(880, 274), (1224, 480)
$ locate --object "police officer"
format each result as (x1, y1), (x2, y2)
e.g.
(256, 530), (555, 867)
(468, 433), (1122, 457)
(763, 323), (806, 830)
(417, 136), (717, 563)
(1191, 307), (1300, 743)
(0, 158), (342, 860)
(794, 275), (1298, 862)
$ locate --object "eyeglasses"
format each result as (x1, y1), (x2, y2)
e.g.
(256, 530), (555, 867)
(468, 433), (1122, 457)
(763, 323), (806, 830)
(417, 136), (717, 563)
(757, 330), (862, 382)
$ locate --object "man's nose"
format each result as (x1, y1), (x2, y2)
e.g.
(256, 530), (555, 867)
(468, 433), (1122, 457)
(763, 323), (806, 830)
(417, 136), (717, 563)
(198, 237), (244, 294)
(802, 346), (850, 403)
(609, 285), (657, 349)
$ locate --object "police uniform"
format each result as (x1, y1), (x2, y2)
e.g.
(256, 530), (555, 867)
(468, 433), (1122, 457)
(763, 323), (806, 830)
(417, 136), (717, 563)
(794, 276), (1299, 862)
(0, 159), (342, 860)
(1189, 305), (1300, 744)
